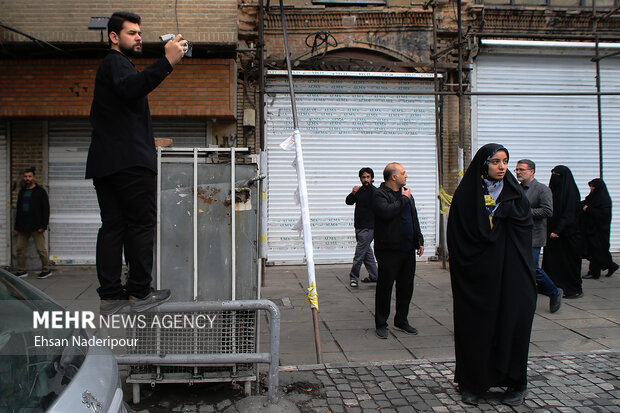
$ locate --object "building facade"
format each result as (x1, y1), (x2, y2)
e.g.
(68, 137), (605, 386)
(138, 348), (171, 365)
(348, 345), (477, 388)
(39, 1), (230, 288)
(1, 0), (619, 267)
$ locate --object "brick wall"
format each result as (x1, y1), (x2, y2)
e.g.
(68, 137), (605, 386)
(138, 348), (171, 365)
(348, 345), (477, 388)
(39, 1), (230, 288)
(0, 1), (237, 44)
(0, 58), (236, 118)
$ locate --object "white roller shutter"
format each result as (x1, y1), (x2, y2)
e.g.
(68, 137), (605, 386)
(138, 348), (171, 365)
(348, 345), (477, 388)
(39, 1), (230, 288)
(48, 120), (100, 264)
(601, 59), (620, 250)
(0, 122), (8, 266)
(472, 43), (620, 250)
(48, 120), (209, 264)
(265, 71), (438, 264)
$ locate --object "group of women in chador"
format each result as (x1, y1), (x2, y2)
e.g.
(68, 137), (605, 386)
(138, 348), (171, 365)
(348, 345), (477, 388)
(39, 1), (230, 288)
(447, 143), (616, 407)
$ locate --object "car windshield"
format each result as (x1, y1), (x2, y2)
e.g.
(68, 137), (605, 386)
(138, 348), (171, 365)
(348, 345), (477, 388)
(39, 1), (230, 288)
(0, 270), (88, 412)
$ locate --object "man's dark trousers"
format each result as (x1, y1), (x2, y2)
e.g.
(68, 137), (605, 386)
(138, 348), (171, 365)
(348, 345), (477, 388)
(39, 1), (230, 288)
(375, 249), (416, 329)
(94, 166), (156, 300)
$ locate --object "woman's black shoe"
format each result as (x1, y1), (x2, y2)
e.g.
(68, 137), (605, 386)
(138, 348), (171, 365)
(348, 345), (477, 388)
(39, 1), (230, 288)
(502, 386), (527, 406)
(461, 390), (479, 406)
(582, 273), (600, 279)
(607, 262), (619, 277)
(563, 292), (584, 299)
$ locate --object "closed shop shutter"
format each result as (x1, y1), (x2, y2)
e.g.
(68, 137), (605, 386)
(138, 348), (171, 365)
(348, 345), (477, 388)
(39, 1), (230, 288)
(265, 71), (438, 264)
(472, 43), (620, 250)
(48, 120), (209, 264)
(0, 122), (8, 266)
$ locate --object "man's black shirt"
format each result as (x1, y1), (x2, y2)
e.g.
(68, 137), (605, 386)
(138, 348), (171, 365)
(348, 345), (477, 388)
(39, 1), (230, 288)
(86, 50), (173, 179)
(345, 184), (376, 229)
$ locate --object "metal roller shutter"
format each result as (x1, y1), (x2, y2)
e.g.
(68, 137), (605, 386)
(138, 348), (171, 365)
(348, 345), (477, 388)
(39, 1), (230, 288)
(0, 122), (8, 266)
(265, 71), (438, 264)
(472, 44), (620, 250)
(48, 120), (209, 264)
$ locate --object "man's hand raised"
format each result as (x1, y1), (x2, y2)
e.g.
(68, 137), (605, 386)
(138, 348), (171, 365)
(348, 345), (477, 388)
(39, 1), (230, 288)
(165, 34), (188, 66)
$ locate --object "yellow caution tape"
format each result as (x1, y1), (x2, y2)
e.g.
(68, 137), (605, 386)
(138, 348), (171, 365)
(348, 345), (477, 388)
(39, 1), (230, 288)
(457, 169), (464, 177)
(438, 186), (453, 215)
(301, 282), (319, 313)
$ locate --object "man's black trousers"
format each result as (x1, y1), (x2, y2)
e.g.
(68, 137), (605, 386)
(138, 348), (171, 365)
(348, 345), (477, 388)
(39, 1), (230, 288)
(94, 167), (156, 300)
(374, 249), (416, 329)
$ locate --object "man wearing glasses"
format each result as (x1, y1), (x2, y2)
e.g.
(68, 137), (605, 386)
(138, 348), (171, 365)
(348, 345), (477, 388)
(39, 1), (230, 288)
(515, 159), (562, 313)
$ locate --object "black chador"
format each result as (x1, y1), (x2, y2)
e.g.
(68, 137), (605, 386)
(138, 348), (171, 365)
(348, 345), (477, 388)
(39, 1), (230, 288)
(581, 178), (618, 278)
(447, 143), (536, 396)
(542, 165), (583, 297)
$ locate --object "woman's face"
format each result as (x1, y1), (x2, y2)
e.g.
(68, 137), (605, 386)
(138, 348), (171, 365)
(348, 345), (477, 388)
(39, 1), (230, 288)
(487, 150), (508, 180)
(589, 184), (595, 194)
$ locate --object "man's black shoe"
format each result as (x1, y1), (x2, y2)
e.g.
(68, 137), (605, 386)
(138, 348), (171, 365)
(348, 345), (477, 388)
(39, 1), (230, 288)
(37, 270), (52, 279)
(502, 386), (527, 406)
(361, 277), (377, 283)
(129, 289), (171, 312)
(606, 262), (619, 277)
(375, 327), (388, 339)
(549, 290), (562, 313)
(460, 390), (479, 406)
(100, 299), (130, 316)
(582, 273), (599, 279)
(563, 291), (584, 299)
(14, 271), (28, 278)
(394, 323), (418, 335)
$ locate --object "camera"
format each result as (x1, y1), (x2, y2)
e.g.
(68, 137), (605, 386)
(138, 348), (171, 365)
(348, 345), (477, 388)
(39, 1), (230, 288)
(160, 34), (192, 57)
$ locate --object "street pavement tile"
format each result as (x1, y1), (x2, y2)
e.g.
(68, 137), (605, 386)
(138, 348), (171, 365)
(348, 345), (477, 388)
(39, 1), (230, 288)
(587, 309), (620, 323)
(579, 326), (620, 340)
(332, 328), (404, 351)
(530, 327), (590, 341)
(531, 314), (564, 330)
(552, 317), (619, 329)
(396, 334), (455, 348)
(346, 349), (415, 362)
(409, 347), (455, 359)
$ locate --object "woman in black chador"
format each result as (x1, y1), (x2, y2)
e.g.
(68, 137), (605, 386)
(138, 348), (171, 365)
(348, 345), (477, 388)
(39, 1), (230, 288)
(447, 143), (536, 407)
(581, 178), (619, 279)
(542, 165), (583, 298)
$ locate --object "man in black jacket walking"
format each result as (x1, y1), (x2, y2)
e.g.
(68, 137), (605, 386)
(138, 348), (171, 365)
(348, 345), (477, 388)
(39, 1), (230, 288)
(14, 167), (51, 279)
(87, 11), (187, 315)
(373, 163), (424, 339)
(345, 167), (378, 287)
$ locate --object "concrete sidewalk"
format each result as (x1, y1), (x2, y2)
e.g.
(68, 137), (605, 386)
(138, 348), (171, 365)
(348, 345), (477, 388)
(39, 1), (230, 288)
(260, 259), (620, 365)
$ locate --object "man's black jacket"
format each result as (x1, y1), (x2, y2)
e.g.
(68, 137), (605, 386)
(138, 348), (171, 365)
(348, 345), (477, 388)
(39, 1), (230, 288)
(86, 50), (173, 179)
(372, 182), (424, 251)
(345, 184), (376, 229)
(14, 184), (50, 232)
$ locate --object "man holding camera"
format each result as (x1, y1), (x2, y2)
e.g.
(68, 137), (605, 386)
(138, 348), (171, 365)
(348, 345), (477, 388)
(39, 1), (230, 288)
(87, 11), (187, 315)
